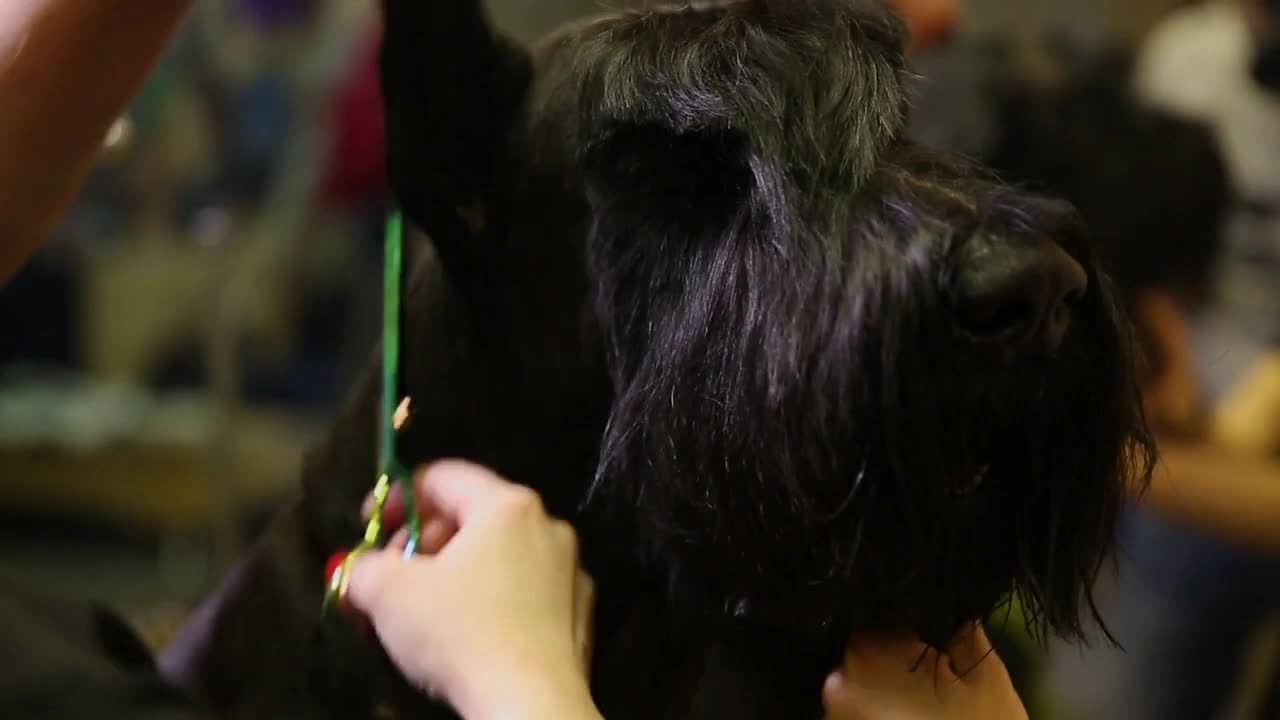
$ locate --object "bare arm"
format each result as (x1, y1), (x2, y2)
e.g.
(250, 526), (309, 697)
(1144, 440), (1280, 552)
(0, 0), (191, 284)
(1129, 290), (1280, 552)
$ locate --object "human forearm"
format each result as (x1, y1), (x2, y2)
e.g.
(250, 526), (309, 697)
(1144, 440), (1280, 551)
(0, 0), (192, 283)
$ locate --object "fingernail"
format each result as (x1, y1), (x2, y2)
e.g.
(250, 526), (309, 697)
(824, 672), (844, 695)
(323, 548), (364, 614)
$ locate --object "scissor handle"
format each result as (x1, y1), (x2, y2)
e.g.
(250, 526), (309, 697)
(323, 210), (422, 614)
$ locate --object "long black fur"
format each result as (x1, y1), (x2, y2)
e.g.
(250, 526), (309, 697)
(160, 2), (1155, 718)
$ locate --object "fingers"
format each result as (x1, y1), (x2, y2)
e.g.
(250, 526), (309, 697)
(401, 460), (533, 526)
(947, 623), (995, 678)
(822, 671), (873, 720)
(362, 482), (441, 534)
(367, 510), (456, 557)
(845, 633), (935, 672)
(824, 635), (956, 720)
(824, 653), (938, 720)
(362, 462), (501, 540)
(841, 629), (995, 684)
(550, 518), (579, 558)
(830, 634), (956, 693)
(345, 549), (416, 615)
(362, 482), (407, 527)
(387, 528), (411, 551)
(421, 515), (457, 555)
(831, 633), (936, 692)
(363, 462), (560, 557)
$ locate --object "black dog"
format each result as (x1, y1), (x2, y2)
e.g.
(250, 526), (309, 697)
(160, 2), (1154, 718)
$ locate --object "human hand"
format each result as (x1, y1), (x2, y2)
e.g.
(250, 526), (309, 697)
(823, 627), (1028, 720)
(344, 461), (599, 720)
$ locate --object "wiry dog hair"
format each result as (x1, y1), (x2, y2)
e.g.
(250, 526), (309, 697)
(586, 141), (1153, 647)
(161, 2), (1156, 718)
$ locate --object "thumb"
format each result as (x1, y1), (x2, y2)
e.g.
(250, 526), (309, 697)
(822, 671), (870, 720)
(344, 548), (415, 616)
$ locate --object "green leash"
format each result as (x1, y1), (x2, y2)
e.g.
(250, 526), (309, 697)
(323, 211), (420, 612)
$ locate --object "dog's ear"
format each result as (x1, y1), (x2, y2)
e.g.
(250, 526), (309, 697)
(581, 122), (771, 233)
(380, 0), (531, 294)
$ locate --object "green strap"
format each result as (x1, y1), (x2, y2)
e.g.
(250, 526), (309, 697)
(323, 212), (421, 614)
(379, 212), (420, 557)
(378, 213), (403, 474)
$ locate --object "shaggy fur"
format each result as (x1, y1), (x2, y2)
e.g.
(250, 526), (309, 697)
(160, 2), (1155, 718)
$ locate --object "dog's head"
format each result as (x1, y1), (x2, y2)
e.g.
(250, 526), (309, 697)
(580, 139), (1152, 647)
(391, 0), (1155, 648)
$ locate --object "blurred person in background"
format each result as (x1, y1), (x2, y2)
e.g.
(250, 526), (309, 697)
(906, 0), (1280, 711)
(1087, 2), (1280, 716)
(981, 25), (1280, 717)
(1135, 0), (1280, 454)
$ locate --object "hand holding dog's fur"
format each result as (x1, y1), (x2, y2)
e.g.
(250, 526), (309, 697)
(348, 462), (599, 720)
(822, 629), (1027, 720)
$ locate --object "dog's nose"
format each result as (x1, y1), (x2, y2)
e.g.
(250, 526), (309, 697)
(953, 239), (1088, 355)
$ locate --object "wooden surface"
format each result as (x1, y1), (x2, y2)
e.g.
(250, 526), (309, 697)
(0, 407), (318, 533)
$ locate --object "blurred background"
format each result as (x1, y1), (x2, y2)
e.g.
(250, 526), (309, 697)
(2, 0), (1278, 717)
